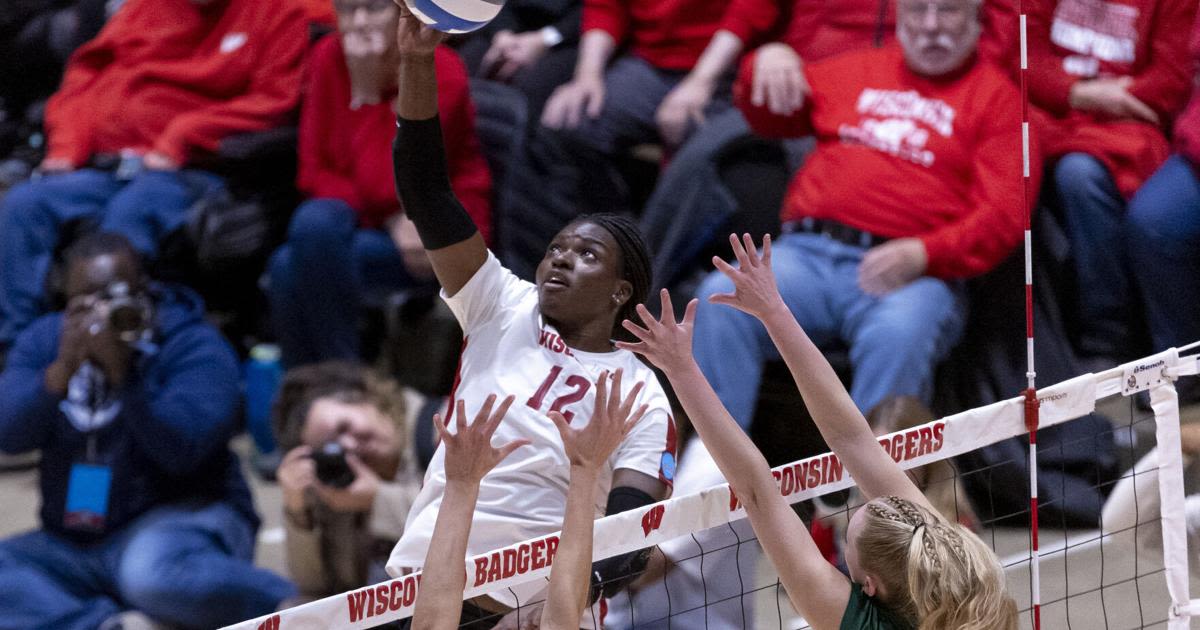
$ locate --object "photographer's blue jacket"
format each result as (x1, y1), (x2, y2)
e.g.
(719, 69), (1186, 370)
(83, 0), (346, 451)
(0, 284), (256, 543)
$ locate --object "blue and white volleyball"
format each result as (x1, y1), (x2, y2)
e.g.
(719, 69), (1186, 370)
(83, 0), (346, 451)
(404, 0), (505, 33)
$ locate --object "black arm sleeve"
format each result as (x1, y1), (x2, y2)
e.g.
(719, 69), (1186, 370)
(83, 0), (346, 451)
(393, 115), (480, 250)
(590, 486), (657, 602)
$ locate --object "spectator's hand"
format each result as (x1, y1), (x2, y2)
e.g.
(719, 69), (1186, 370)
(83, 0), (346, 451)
(655, 77), (714, 148)
(388, 214), (435, 279)
(85, 316), (133, 388)
(493, 601), (543, 630)
(313, 452), (382, 513)
(751, 43), (809, 116)
(707, 233), (787, 320)
(436, 394), (528, 485)
(617, 289), (700, 376)
(395, 3), (444, 58)
(1069, 77), (1160, 125)
(45, 298), (95, 395)
(278, 445), (316, 515)
(857, 237), (927, 297)
(542, 74), (605, 130)
(483, 30), (548, 82)
(142, 152), (179, 171)
(39, 157), (75, 175)
(550, 369), (648, 470)
(1181, 423), (1200, 456)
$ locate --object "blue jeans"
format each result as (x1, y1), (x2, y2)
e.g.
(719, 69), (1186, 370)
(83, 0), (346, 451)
(692, 233), (966, 430)
(1053, 152), (1133, 357)
(268, 199), (423, 368)
(0, 501), (294, 630)
(0, 168), (223, 347)
(1126, 155), (1200, 352)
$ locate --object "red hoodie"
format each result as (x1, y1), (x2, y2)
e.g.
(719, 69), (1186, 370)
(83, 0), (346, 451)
(297, 37), (493, 239)
(1026, 0), (1196, 196)
(1174, 15), (1200, 168)
(45, 0), (308, 167)
(737, 45), (1039, 279)
(584, 0), (773, 70)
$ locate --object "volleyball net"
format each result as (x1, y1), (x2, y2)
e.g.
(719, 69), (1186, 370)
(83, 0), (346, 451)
(224, 347), (1198, 630)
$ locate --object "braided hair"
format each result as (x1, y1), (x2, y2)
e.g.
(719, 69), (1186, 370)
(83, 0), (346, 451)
(575, 213), (652, 342)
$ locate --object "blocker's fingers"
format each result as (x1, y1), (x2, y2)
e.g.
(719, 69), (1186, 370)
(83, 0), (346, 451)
(762, 233), (772, 265)
(496, 438), (532, 461)
(594, 370), (610, 419)
(432, 413), (448, 443)
(485, 394), (516, 436)
(548, 410), (571, 440)
(659, 289), (676, 325)
(707, 292), (739, 306)
(619, 381), (646, 417)
(742, 233), (759, 266)
(636, 303), (663, 331)
(455, 399), (468, 432)
(622, 318), (652, 340)
(729, 233), (751, 268)
(712, 255), (738, 278)
(682, 298), (699, 326)
(476, 393), (498, 427)
(608, 368), (625, 411)
(624, 403), (650, 434)
(614, 339), (645, 353)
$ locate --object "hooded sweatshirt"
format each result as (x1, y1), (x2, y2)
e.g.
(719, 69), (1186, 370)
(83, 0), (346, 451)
(44, 0), (308, 167)
(0, 284), (254, 544)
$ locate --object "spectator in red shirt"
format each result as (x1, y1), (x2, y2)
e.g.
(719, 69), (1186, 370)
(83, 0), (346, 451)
(0, 0), (308, 354)
(1028, 0), (1196, 363)
(692, 0), (1039, 429)
(1124, 14), (1200, 363)
(268, 0), (491, 368)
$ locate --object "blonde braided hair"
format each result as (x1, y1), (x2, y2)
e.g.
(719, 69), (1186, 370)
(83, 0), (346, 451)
(855, 496), (1017, 629)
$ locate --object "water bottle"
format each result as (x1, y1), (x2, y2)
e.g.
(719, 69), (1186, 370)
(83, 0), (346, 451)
(244, 344), (283, 455)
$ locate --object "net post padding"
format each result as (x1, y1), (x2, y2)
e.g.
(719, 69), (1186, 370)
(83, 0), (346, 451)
(1158, 350), (1196, 629)
(222, 349), (1190, 630)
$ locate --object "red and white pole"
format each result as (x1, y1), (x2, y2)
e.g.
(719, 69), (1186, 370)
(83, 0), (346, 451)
(1017, 5), (1042, 629)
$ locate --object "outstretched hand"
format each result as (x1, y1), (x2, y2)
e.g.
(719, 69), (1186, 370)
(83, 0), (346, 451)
(709, 233), (786, 321)
(394, 1), (444, 56)
(550, 369), (648, 470)
(435, 394), (529, 485)
(617, 289), (699, 376)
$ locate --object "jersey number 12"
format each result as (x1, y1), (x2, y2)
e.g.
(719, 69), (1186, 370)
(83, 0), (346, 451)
(526, 365), (591, 423)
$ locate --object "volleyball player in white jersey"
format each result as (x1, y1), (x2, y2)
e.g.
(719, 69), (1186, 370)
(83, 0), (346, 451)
(385, 8), (676, 628)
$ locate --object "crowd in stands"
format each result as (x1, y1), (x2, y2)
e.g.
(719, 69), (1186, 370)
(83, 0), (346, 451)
(0, 0), (1198, 627)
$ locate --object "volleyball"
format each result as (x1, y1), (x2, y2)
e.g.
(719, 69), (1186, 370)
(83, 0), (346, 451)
(403, 0), (505, 33)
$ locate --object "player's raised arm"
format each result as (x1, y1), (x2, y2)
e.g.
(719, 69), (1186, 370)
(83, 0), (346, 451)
(541, 369), (648, 630)
(617, 293), (850, 629)
(392, 5), (488, 296)
(410, 395), (527, 630)
(708, 234), (930, 510)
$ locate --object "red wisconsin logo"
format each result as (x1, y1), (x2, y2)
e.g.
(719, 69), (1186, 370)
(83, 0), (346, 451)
(256, 615), (280, 630)
(641, 505), (665, 537)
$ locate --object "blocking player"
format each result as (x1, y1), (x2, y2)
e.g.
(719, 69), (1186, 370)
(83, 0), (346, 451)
(412, 371), (649, 630)
(620, 234), (1017, 630)
(386, 7), (676, 628)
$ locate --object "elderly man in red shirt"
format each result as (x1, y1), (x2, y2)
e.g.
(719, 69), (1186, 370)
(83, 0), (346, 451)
(267, 0), (491, 369)
(1028, 0), (1196, 364)
(692, 0), (1039, 430)
(1123, 15), (1200, 363)
(0, 0), (307, 354)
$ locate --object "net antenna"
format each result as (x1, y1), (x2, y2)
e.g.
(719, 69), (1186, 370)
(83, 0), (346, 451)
(1016, 3), (1042, 628)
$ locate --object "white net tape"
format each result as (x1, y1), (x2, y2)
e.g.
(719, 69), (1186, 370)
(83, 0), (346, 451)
(224, 348), (1196, 630)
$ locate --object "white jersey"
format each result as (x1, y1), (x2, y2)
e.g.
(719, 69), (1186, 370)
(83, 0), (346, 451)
(387, 252), (677, 618)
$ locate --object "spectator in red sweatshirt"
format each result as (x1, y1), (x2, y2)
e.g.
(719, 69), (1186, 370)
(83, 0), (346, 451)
(1124, 14), (1200, 363)
(1027, 0), (1196, 363)
(692, 0), (1039, 429)
(0, 0), (308, 354)
(268, 0), (491, 368)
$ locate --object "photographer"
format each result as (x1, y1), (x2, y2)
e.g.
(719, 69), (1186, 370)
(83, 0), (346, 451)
(0, 232), (294, 630)
(273, 362), (421, 599)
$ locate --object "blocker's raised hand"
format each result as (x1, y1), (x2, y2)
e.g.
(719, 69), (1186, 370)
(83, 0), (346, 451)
(709, 233), (787, 320)
(436, 394), (528, 484)
(617, 289), (699, 375)
(550, 369), (648, 470)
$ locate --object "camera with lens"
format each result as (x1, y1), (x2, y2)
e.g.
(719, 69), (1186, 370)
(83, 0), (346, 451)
(312, 440), (356, 488)
(92, 281), (153, 344)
